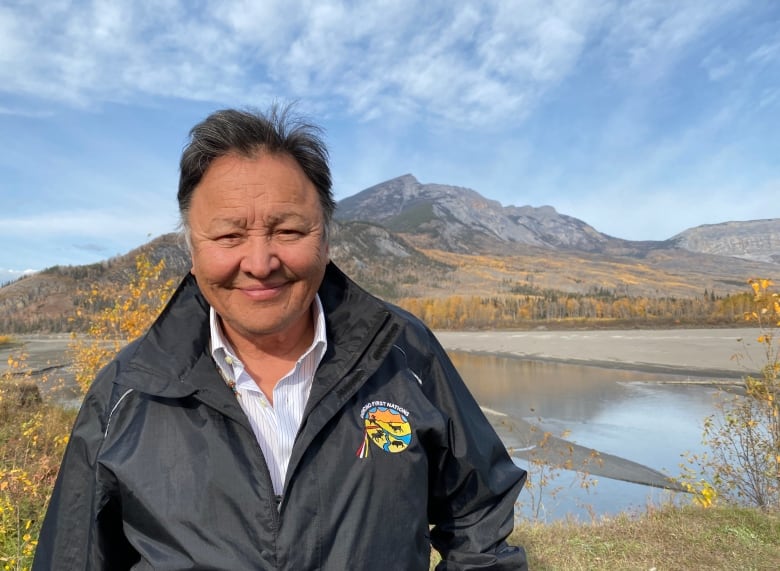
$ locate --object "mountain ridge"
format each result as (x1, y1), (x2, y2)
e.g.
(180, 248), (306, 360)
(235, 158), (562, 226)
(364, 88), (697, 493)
(337, 174), (616, 253)
(1, 173), (778, 332)
(337, 174), (778, 261)
(672, 219), (780, 263)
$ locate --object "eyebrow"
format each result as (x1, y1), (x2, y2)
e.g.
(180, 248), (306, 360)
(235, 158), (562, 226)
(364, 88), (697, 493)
(206, 212), (309, 230)
(207, 218), (247, 230)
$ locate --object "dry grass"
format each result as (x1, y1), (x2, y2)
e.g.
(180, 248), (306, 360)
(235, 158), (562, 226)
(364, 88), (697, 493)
(513, 504), (780, 570)
(0, 335), (16, 347)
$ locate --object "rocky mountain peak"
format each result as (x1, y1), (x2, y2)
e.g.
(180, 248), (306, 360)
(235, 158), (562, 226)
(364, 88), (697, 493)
(672, 219), (780, 263)
(336, 174), (612, 253)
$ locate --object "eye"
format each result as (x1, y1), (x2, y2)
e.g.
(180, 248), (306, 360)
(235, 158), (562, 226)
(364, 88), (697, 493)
(276, 228), (304, 238)
(215, 233), (243, 244)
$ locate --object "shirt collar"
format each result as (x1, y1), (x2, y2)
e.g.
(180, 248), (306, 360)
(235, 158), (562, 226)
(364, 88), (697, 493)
(209, 295), (327, 381)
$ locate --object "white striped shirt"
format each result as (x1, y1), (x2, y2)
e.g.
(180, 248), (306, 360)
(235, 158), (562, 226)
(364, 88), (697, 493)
(209, 297), (327, 495)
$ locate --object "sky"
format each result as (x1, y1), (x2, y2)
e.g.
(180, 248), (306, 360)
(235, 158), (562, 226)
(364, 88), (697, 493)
(1, 0), (779, 283)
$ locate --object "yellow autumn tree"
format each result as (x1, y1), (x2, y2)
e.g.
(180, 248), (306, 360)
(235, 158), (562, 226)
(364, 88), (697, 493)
(70, 254), (177, 394)
(1, 254), (177, 567)
(683, 278), (779, 510)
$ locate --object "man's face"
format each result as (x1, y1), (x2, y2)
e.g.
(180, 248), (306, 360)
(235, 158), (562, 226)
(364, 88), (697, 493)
(187, 152), (329, 346)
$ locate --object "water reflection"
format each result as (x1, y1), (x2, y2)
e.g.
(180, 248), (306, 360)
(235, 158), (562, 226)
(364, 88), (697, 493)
(448, 351), (721, 520)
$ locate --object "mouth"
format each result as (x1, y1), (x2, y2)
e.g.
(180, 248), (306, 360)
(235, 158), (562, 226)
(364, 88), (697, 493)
(235, 282), (288, 301)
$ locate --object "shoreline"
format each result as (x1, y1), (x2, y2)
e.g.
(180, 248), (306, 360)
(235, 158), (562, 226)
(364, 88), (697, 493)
(433, 328), (767, 492)
(447, 348), (745, 381)
(434, 328), (763, 382)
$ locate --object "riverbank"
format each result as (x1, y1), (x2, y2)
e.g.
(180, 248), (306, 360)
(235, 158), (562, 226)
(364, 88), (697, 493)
(1, 329), (761, 493)
(507, 504), (780, 570)
(435, 327), (763, 380)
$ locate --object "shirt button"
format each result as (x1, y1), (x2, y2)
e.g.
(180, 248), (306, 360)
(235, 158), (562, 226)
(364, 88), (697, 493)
(225, 356), (234, 365)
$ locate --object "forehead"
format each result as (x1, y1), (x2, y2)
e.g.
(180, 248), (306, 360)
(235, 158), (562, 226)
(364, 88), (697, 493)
(191, 152), (321, 211)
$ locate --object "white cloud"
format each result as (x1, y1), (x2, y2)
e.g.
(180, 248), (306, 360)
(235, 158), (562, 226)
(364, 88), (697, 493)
(0, 106), (53, 118)
(0, 268), (38, 285)
(600, 0), (747, 83)
(2, 0), (747, 128)
(747, 37), (780, 65)
(701, 47), (737, 81)
(0, 209), (174, 239)
(0, 268), (37, 276)
(758, 87), (780, 109)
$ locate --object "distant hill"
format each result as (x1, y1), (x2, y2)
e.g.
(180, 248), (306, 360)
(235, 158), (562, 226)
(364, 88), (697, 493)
(2, 173), (778, 332)
(672, 219), (780, 264)
(0, 234), (190, 332)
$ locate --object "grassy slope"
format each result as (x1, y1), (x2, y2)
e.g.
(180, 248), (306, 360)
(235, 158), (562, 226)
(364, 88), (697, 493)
(430, 505), (779, 569)
(513, 505), (780, 570)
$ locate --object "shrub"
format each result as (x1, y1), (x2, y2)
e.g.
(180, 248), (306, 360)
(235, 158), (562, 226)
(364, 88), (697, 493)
(70, 254), (176, 393)
(0, 254), (176, 567)
(682, 279), (779, 510)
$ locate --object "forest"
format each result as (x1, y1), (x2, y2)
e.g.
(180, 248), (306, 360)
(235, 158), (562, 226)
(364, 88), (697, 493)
(0, 281), (761, 334)
(397, 288), (756, 330)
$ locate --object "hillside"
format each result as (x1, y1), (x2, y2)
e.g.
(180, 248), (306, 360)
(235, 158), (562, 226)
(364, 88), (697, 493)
(335, 173), (778, 297)
(672, 219), (780, 263)
(1, 174), (779, 332)
(0, 234), (190, 332)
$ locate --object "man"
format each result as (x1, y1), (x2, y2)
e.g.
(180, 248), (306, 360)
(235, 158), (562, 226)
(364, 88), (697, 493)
(34, 105), (528, 570)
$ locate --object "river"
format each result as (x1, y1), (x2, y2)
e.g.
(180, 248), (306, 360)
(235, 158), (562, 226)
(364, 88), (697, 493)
(448, 351), (732, 521)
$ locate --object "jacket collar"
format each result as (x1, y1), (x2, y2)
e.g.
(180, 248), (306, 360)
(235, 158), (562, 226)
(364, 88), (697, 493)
(116, 272), (211, 398)
(114, 262), (402, 406)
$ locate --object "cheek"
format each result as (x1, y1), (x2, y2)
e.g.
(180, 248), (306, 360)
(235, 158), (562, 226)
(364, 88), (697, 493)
(284, 244), (328, 274)
(191, 247), (239, 281)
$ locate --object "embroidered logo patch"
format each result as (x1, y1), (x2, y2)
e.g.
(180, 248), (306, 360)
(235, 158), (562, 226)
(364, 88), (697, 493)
(356, 401), (412, 458)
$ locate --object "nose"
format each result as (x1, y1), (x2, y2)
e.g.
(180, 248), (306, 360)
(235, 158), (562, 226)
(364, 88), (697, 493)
(239, 236), (281, 277)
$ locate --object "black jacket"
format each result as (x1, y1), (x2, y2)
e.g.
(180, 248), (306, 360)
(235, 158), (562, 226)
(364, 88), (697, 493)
(34, 263), (527, 570)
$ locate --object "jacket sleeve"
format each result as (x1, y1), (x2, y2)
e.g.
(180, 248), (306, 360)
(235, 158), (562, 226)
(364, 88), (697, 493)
(32, 363), (138, 571)
(420, 330), (528, 571)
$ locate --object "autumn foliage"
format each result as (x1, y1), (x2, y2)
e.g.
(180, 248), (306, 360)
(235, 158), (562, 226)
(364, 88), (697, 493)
(1, 259), (777, 567)
(397, 289), (758, 330)
(70, 254), (176, 393)
(0, 254), (176, 568)
(682, 279), (780, 510)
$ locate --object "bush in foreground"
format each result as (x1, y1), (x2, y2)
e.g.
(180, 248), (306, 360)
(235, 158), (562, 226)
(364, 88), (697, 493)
(682, 278), (779, 510)
(0, 358), (75, 568)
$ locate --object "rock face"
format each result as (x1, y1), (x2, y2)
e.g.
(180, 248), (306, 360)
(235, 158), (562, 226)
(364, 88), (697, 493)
(336, 174), (613, 252)
(672, 220), (780, 264)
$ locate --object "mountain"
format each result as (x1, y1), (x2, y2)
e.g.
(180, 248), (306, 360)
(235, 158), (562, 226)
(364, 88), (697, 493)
(327, 221), (453, 299)
(672, 219), (780, 264)
(337, 174), (780, 262)
(333, 173), (779, 298)
(2, 174), (779, 333)
(336, 174), (616, 253)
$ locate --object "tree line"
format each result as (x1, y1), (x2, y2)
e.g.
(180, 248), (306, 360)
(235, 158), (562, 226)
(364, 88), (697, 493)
(397, 289), (757, 329)
(0, 275), (765, 334)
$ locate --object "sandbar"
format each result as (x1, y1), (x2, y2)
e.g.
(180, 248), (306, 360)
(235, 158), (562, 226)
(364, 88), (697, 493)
(435, 327), (766, 380)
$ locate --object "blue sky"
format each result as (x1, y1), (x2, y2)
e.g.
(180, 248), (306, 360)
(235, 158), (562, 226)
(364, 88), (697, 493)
(1, 0), (779, 283)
